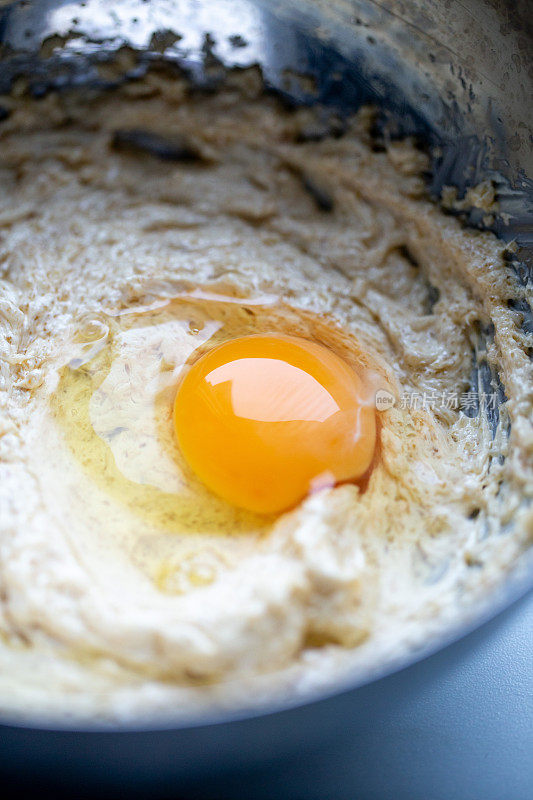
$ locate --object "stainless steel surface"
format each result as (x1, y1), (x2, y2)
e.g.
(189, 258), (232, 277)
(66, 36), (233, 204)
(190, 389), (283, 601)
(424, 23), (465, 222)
(1, 0), (531, 280)
(1, 4), (531, 164)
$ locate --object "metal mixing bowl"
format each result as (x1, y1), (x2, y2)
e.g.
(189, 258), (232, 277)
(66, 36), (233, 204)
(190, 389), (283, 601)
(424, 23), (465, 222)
(0, 1), (531, 797)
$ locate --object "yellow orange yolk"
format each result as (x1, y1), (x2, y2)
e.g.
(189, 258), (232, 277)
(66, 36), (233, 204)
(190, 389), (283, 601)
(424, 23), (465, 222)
(173, 334), (376, 514)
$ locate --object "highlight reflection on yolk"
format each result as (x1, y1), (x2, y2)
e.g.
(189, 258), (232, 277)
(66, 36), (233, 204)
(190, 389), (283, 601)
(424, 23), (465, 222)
(173, 334), (376, 514)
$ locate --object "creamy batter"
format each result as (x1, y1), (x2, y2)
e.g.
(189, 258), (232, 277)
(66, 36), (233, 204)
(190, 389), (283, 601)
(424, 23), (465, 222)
(0, 69), (531, 723)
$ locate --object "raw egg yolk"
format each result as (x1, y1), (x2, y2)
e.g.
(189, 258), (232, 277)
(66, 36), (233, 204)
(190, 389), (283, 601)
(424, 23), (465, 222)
(173, 334), (376, 514)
